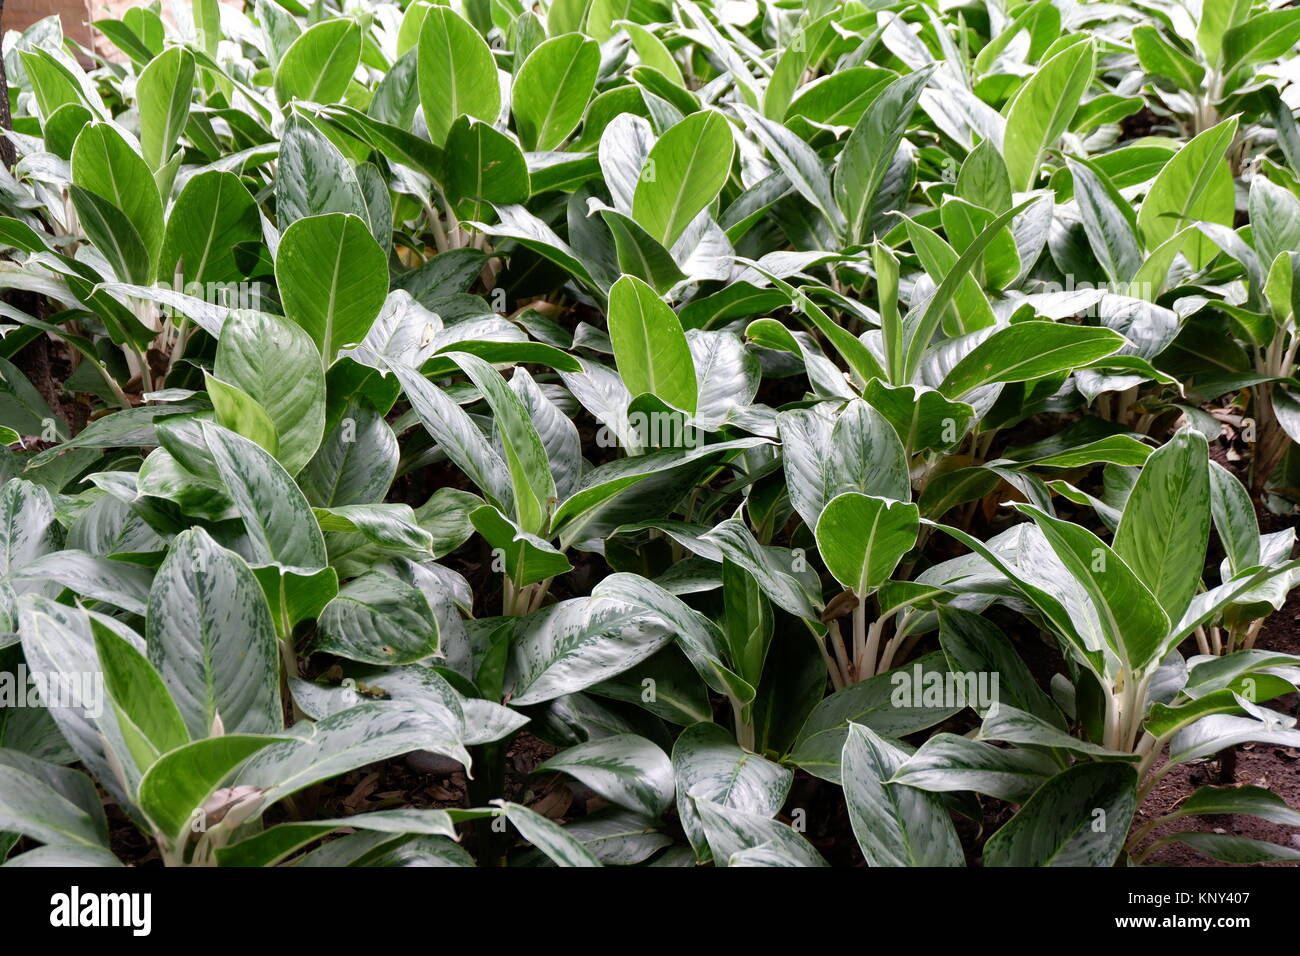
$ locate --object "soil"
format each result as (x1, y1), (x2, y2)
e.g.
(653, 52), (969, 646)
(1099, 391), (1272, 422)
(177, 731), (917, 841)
(1119, 106), (1161, 142)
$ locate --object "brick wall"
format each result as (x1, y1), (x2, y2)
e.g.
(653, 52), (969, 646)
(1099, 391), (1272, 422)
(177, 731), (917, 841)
(7, 0), (95, 51)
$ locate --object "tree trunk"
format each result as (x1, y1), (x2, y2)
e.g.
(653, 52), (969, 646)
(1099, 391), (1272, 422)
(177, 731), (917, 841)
(0, 0), (14, 169)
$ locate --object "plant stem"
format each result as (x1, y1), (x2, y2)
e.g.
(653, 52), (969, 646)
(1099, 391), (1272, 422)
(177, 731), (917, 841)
(1243, 618), (1263, 650)
(827, 618), (853, 687)
(850, 601), (867, 681)
(525, 577), (554, 614)
(467, 740), (510, 866)
(862, 617), (885, 682)
(731, 697), (755, 751)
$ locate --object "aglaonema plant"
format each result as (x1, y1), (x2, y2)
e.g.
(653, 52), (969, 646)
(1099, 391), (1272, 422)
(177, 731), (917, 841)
(0, 473), (498, 866)
(3, 0), (1300, 870)
(871, 428), (1300, 865)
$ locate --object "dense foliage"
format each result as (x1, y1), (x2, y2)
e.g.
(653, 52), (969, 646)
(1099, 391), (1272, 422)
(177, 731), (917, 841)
(1, 0), (1299, 868)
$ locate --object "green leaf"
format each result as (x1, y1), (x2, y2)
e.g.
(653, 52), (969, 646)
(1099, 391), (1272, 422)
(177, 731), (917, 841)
(192, 0), (220, 57)
(956, 140), (1013, 214)
(939, 322), (1126, 399)
(314, 503), (433, 555)
(389, 362), (512, 512)
(275, 213), (388, 361)
(700, 518), (823, 623)
(1016, 503), (1169, 674)
(835, 67), (933, 244)
(496, 801), (602, 866)
(538, 734), (673, 817)
(1137, 117), (1237, 268)
(162, 170), (261, 285)
(1198, 0), (1257, 66)
(512, 33), (599, 151)
(1168, 708), (1300, 765)
(470, 504), (572, 588)
(19, 49), (89, 120)
(507, 577), (677, 706)
(137, 46), (193, 172)
(596, 207), (686, 294)
(978, 705), (1140, 760)
(1068, 158), (1143, 284)
(418, 6), (501, 147)
(0, 765), (106, 849)
(92, 618), (189, 765)
(940, 197), (1021, 288)
(815, 493), (919, 597)
(2, 845), (121, 867)
(301, 399), (398, 508)
(205, 373), (279, 456)
(901, 201), (1034, 379)
(0, 479), (59, 577)
(607, 275), (698, 415)
(982, 762), (1138, 866)
(733, 103), (845, 238)
(842, 723), (965, 866)
(1177, 784), (1300, 826)
(1208, 460), (1259, 577)
(71, 123), (164, 281)
(274, 17), (362, 106)
(1163, 831), (1300, 864)
(275, 114), (368, 227)
(620, 21), (684, 85)
(938, 606), (1064, 725)
(67, 186), (152, 286)
(17, 598), (140, 816)
(463, 204), (598, 292)
(215, 808), (460, 867)
(215, 311), (325, 476)
(1132, 25), (1204, 90)
(1112, 429), (1211, 625)
(446, 351), (555, 535)
(693, 796), (827, 867)
(778, 400), (912, 529)
(974, 0), (1059, 71)
(1248, 174), (1300, 267)
(905, 218), (995, 334)
(671, 722), (792, 862)
(444, 117), (530, 222)
(1002, 39), (1095, 192)
(314, 571), (439, 665)
(738, 263), (886, 386)
(138, 734), (287, 842)
(1011, 434), (1153, 469)
(890, 733), (1056, 803)
(861, 381), (974, 454)
(147, 528), (282, 737)
(631, 110), (734, 247)
(593, 571), (752, 706)
(721, 559), (773, 693)
(237, 701), (469, 808)
(789, 653), (963, 782)
(201, 422), (328, 570)
(10, 550), (152, 615)
(549, 438), (767, 547)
